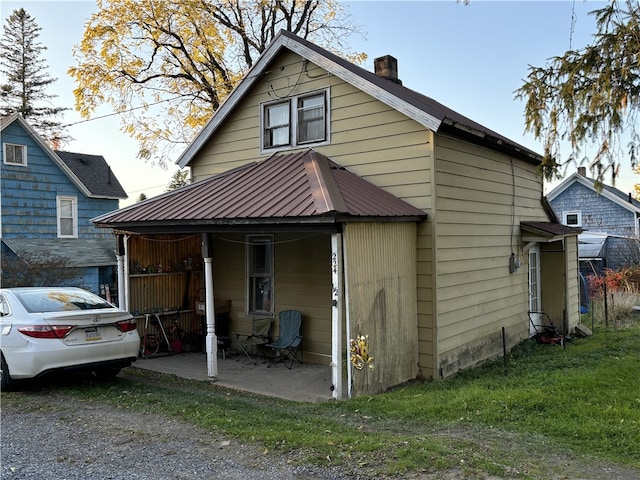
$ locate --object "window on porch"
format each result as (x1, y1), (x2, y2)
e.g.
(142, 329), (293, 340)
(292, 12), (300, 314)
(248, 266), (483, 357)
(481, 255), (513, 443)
(246, 235), (274, 315)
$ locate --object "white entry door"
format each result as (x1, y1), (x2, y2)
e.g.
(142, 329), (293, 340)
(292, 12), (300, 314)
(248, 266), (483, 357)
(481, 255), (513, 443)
(528, 245), (541, 336)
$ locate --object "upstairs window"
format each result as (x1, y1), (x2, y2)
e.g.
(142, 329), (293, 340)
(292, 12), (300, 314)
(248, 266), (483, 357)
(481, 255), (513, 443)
(563, 211), (582, 227)
(246, 235), (274, 315)
(261, 89), (329, 151)
(3, 143), (26, 166)
(264, 102), (290, 148)
(57, 196), (78, 238)
(297, 94), (325, 144)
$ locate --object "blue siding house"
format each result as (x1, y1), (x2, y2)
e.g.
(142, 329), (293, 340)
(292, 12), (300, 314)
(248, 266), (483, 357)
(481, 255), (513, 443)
(1, 114), (128, 297)
(547, 167), (640, 273)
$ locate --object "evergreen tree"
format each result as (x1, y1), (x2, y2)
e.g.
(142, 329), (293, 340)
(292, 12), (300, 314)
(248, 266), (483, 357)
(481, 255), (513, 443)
(0, 8), (69, 146)
(166, 169), (190, 192)
(516, 1), (640, 184)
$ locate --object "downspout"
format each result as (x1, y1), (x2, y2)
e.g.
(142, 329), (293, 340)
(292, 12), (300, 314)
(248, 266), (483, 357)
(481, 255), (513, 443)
(330, 233), (343, 399)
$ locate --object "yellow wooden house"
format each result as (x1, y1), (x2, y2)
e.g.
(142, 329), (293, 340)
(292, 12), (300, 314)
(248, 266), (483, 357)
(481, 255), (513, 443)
(94, 31), (581, 398)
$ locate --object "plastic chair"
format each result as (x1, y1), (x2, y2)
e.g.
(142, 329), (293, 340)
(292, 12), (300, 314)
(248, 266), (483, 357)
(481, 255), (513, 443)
(266, 310), (303, 369)
(234, 317), (271, 358)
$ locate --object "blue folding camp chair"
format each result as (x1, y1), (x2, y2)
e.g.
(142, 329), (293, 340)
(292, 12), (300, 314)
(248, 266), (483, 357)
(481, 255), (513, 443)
(266, 310), (303, 369)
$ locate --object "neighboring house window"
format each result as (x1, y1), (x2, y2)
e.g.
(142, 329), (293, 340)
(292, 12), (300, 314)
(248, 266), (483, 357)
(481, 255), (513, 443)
(3, 143), (27, 166)
(246, 235), (274, 315)
(57, 196), (78, 238)
(563, 211), (582, 227)
(261, 89), (329, 151)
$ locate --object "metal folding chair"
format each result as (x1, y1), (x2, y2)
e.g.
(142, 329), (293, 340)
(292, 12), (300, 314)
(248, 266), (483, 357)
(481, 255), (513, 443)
(234, 317), (271, 358)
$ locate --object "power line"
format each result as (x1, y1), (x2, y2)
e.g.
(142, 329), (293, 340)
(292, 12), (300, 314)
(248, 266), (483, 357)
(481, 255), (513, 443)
(62, 95), (183, 128)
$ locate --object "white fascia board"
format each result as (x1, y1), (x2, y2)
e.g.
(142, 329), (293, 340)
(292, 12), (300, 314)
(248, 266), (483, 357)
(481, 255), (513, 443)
(176, 39), (284, 169)
(548, 173), (640, 214)
(177, 34), (441, 169)
(546, 173), (579, 201)
(281, 37), (441, 131)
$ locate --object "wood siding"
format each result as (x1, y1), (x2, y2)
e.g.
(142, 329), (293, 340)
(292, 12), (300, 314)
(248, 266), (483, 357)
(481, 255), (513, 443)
(127, 234), (203, 335)
(343, 222), (418, 395)
(565, 236), (581, 331)
(208, 233), (333, 365)
(433, 134), (547, 377)
(184, 48), (579, 384)
(189, 50), (435, 378)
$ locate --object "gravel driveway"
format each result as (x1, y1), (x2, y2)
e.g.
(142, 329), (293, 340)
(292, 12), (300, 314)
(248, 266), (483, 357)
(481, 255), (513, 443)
(1, 390), (349, 480)
(3, 382), (639, 480)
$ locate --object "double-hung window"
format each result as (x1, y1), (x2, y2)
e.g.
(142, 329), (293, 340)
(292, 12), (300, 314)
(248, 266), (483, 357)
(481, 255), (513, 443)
(563, 211), (582, 227)
(261, 89), (329, 151)
(3, 143), (27, 166)
(57, 196), (78, 238)
(246, 235), (274, 315)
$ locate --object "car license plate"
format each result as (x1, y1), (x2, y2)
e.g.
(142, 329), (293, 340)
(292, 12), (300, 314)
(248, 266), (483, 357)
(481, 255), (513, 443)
(85, 327), (102, 342)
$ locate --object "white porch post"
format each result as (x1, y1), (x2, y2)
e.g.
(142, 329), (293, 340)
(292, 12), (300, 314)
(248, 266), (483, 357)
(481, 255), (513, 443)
(204, 256), (218, 378)
(122, 234), (130, 312)
(331, 233), (344, 399)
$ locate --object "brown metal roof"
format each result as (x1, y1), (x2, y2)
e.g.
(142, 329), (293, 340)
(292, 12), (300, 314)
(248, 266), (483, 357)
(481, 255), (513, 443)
(92, 150), (426, 232)
(521, 221), (582, 238)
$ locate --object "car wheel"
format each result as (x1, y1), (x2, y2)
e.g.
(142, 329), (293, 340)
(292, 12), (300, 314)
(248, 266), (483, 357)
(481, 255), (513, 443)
(1, 354), (12, 391)
(94, 367), (121, 379)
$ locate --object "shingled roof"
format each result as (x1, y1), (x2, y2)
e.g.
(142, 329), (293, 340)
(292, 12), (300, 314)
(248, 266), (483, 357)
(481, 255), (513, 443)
(93, 150), (426, 232)
(55, 151), (127, 199)
(1, 114), (127, 200)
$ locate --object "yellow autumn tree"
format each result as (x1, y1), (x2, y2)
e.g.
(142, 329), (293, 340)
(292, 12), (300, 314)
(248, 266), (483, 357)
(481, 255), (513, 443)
(69, 0), (363, 166)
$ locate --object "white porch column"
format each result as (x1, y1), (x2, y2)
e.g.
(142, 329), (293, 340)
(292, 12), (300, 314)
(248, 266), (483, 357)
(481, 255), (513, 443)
(331, 233), (344, 399)
(204, 256), (218, 378)
(123, 234), (130, 312)
(116, 254), (126, 309)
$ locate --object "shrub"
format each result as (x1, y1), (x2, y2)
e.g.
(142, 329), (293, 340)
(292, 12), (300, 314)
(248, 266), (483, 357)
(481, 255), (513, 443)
(587, 267), (640, 327)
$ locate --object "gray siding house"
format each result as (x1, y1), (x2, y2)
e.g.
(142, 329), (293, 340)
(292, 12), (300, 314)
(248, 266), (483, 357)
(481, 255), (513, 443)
(547, 167), (640, 273)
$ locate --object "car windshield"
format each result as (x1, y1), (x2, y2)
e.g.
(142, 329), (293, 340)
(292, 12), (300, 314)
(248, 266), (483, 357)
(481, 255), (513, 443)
(15, 289), (114, 313)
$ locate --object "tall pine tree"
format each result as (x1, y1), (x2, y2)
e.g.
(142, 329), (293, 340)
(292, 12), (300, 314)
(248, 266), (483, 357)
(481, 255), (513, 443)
(0, 8), (69, 146)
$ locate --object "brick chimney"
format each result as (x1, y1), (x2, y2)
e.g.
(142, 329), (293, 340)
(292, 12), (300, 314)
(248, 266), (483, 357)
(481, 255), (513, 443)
(577, 166), (587, 176)
(374, 55), (402, 85)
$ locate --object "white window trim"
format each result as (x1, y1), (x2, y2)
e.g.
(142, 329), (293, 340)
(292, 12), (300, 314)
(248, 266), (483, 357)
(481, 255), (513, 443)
(260, 88), (330, 153)
(562, 210), (582, 227)
(245, 234), (274, 316)
(3, 143), (27, 166)
(57, 195), (78, 238)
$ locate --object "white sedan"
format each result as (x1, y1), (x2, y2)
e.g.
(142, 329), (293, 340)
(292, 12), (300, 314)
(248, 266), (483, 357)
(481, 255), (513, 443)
(0, 287), (140, 390)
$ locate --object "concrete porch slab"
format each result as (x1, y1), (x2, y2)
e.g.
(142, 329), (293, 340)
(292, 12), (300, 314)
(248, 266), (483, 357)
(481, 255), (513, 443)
(131, 352), (335, 403)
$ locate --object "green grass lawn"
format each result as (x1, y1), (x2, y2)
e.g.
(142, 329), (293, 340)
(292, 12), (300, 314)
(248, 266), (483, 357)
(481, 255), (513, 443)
(5, 321), (639, 479)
